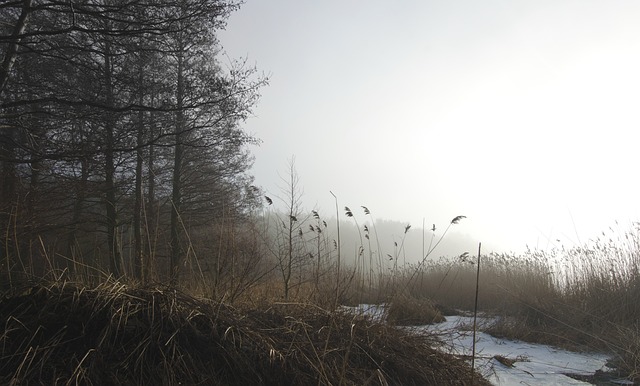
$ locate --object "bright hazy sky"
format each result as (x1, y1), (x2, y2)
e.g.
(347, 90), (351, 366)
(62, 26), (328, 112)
(219, 1), (640, 254)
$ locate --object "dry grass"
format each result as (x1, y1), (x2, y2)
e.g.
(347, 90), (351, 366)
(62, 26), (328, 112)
(385, 292), (445, 326)
(0, 279), (490, 385)
(8, 199), (640, 383)
(382, 226), (640, 383)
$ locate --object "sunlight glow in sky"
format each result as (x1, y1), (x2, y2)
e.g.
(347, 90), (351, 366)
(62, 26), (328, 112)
(220, 1), (640, 254)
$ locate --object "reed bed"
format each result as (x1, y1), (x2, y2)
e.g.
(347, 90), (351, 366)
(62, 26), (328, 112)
(385, 225), (640, 382)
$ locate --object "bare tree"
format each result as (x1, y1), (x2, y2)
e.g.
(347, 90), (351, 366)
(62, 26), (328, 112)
(0, 0), (266, 284)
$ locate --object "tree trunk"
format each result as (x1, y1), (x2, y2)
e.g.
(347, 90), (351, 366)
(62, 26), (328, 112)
(133, 62), (144, 281)
(0, 0), (32, 95)
(67, 149), (89, 267)
(0, 127), (17, 267)
(170, 48), (185, 285)
(103, 38), (122, 277)
(145, 110), (156, 282)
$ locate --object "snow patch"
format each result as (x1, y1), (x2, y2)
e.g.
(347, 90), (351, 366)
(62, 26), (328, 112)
(422, 315), (613, 386)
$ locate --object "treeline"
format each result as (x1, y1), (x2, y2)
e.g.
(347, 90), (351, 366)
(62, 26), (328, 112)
(0, 0), (266, 284)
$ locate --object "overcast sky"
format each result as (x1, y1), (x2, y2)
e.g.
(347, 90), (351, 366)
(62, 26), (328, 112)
(219, 1), (640, 254)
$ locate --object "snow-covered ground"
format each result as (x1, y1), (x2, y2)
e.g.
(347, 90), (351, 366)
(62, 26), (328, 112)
(421, 315), (620, 385)
(347, 305), (633, 385)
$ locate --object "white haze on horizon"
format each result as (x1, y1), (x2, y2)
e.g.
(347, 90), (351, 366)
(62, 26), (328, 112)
(220, 1), (640, 254)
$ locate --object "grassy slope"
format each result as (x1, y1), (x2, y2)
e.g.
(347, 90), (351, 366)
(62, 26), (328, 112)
(0, 280), (490, 386)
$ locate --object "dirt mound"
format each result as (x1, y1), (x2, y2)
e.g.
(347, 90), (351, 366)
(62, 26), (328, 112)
(0, 281), (490, 385)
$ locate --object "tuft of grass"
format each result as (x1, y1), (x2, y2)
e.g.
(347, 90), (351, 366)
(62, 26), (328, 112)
(385, 292), (445, 326)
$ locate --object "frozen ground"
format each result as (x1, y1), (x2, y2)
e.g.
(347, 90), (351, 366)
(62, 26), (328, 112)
(421, 315), (622, 385)
(349, 305), (633, 385)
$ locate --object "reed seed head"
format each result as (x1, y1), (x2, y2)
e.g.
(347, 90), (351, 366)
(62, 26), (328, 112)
(345, 207), (353, 217)
(451, 215), (466, 224)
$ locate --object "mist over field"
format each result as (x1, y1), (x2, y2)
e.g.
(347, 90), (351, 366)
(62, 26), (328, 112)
(220, 0), (640, 254)
(267, 213), (494, 265)
(2, 1), (640, 384)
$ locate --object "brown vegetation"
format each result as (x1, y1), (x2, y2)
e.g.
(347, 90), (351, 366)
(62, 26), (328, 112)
(0, 280), (489, 385)
(397, 227), (640, 383)
(385, 292), (445, 326)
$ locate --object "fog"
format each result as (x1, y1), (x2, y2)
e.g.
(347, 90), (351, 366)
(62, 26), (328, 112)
(220, 1), (640, 254)
(261, 207), (502, 269)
